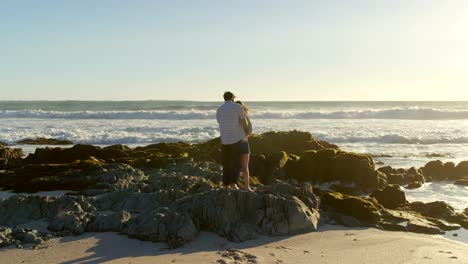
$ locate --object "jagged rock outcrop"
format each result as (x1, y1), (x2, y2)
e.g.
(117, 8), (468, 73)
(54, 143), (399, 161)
(176, 189), (320, 241)
(127, 207), (197, 248)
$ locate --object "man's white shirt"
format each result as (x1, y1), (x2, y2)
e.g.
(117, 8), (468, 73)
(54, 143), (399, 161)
(216, 101), (246, 145)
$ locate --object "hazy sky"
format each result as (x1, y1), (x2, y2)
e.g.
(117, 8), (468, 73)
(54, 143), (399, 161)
(1, 0), (467, 101)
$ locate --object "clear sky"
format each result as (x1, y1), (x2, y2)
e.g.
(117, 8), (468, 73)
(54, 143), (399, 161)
(1, 0), (467, 101)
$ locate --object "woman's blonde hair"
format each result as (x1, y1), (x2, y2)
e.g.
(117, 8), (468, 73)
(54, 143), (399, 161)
(235, 100), (249, 115)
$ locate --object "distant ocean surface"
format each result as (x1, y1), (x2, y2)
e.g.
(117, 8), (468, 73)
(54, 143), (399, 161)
(2, 101), (468, 169)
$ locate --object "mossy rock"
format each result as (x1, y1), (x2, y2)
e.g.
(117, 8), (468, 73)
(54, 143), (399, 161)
(134, 142), (193, 158)
(248, 131), (338, 156)
(0, 147), (24, 160)
(249, 151), (289, 184)
(285, 149), (385, 192)
(16, 137), (74, 145)
(321, 192), (382, 224)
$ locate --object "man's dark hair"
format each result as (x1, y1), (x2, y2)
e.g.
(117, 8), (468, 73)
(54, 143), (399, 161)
(223, 91), (235, 101)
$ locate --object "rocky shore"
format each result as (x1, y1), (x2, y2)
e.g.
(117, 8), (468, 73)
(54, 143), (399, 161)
(1, 131), (467, 249)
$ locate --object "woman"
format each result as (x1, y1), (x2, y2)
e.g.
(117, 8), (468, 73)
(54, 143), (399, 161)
(236, 100), (253, 191)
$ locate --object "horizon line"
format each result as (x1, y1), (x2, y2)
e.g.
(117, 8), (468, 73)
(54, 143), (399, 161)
(1, 99), (468, 103)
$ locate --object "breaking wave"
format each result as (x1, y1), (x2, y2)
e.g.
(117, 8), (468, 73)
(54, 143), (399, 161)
(2, 107), (468, 120)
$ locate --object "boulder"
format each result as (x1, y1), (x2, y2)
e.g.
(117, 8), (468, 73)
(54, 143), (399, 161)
(176, 189), (319, 241)
(409, 201), (468, 229)
(126, 207), (197, 248)
(191, 131), (339, 162)
(0, 227), (14, 247)
(2, 161), (147, 193)
(421, 160), (456, 181)
(321, 192), (382, 224)
(135, 142), (192, 157)
(0, 147), (24, 170)
(12, 229), (43, 244)
(370, 185), (406, 209)
(454, 161), (468, 179)
(266, 181), (319, 210)
(16, 138), (74, 145)
(248, 131), (338, 155)
(48, 211), (91, 235)
(87, 211), (131, 232)
(25, 145), (127, 164)
(378, 166), (424, 186)
(286, 149), (385, 192)
(249, 151), (288, 184)
(0, 196), (51, 226)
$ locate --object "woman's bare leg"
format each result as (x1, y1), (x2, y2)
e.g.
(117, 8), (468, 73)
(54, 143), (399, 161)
(241, 154), (252, 191)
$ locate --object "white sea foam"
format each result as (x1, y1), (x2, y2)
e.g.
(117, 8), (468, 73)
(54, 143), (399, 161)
(2, 107), (468, 120)
(405, 182), (468, 211)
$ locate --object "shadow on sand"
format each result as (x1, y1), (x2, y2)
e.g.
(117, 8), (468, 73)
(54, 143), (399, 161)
(61, 225), (371, 264)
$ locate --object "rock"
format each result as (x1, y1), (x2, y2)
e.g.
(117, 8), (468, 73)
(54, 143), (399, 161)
(25, 145), (125, 164)
(87, 211), (131, 232)
(266, 181), (319, 210)
(454, 161), (468, 179)
(0, 196), (51, 226)
(321, 192), (382, 224)
(406, 217), (444, 234)
(164, 161), (223, 183)
(378, 166), (424, 186)
(16, 138), (74, 145)
(421, 160), (456, 181)
(0, 147), (24, 170)
(12, 229), (43, 244)
(3, 162), (146, 193)
(147, 172), (217, 196)
(370, 185), (406, 209)
(126, 207), (197, 248)
(0, 227), (13, 247)
(192, 131), (338, 162)
(176, 189), (319, 241)
(286, 149), (385, 192)
(454, 177), (468, 186)
(0, 147), (24, 159)
(135, 142), (192, 157)
(249, 151), (288, 184)
(409, 201), (468, 229)
(248, 131), (338, 155)
(48, 211), (91, 235)
(406, 182), (423, 189)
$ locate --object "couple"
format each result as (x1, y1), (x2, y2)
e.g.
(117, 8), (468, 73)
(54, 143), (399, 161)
(216, 91), (253, 191)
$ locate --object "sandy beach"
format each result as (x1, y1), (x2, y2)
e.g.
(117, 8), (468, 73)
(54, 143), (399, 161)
(1, 225), (466, 264)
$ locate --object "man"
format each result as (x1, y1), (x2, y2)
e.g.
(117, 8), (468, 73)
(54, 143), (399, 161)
(216, 91), (250, 189)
